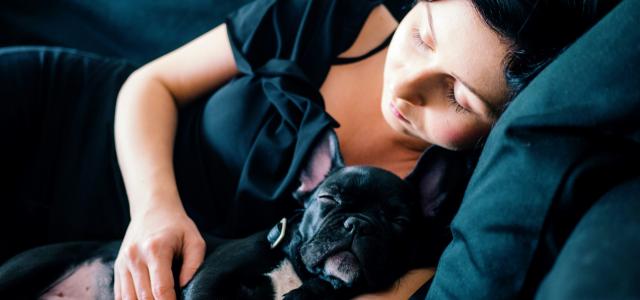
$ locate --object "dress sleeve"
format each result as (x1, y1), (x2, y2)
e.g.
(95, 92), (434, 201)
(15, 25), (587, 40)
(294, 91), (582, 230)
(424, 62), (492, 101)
(189, 0), (380, 236)
(225, 0), (381, 83)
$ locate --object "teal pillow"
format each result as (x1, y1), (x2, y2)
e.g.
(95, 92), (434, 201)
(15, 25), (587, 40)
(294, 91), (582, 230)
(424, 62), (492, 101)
(426, 0), (640, 298)
(535, 177), (640, 299)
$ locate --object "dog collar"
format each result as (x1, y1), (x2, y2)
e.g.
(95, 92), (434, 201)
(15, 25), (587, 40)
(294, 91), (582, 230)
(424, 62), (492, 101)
(268, 217), (288, 249)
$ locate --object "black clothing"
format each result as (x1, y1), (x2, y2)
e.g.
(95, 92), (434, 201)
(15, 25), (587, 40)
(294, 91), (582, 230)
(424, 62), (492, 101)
(0, 3), (476, 299)
(333, 33), (394, 65)
(174, 0), (393, 236)
(0, 2), (473, 281)
(1, 0), (403, 261)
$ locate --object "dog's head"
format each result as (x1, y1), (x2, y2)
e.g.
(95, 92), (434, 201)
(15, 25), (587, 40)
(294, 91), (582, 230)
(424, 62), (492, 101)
(270, 130), (469, 292)
(295, 165), (420, 290)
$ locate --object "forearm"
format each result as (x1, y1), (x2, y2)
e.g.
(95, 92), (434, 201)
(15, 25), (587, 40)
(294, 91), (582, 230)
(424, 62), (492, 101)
(114, 71), (184, 218)
(354, 268), (434, 300)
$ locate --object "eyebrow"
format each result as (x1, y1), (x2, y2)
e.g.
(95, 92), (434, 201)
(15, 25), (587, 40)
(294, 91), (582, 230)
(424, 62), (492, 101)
(425, 2), (437, 48)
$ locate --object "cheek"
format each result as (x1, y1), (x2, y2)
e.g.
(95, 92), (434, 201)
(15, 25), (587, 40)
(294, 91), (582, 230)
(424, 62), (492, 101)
(384, 17), (415, 76)
(300, 205), (323, 235)
(433, 118), (490, 150)
(383, 44), (405, 81)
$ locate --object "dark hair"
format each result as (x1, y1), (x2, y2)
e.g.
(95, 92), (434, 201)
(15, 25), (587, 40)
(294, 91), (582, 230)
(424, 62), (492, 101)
(469, 0), (620, 102)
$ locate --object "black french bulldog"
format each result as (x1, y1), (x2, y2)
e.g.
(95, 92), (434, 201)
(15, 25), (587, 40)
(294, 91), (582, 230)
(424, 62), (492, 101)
(0, 130), (470, 299)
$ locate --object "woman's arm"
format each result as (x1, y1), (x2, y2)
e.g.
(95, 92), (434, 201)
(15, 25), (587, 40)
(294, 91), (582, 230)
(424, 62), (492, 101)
(355, 268), (434, 300)
(113, 23), (238, 300)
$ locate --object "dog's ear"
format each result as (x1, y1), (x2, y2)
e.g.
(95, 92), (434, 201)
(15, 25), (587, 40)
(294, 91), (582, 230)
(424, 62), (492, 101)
(404, 147), (479, 266)
(405, 147), (477, 220)
(293, 129), (344, 202)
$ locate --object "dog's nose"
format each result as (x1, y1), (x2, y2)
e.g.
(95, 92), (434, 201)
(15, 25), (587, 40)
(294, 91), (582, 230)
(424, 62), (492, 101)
(343, 217), (371, 235)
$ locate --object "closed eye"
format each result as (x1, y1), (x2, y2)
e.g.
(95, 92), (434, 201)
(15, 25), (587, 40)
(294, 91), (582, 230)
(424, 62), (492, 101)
(412, 26), (470, 114)
(393, 216), (411, 228)
(317, 194), (339, 204)
(446, 82), (470, 114)
(411, 26), (431, 52)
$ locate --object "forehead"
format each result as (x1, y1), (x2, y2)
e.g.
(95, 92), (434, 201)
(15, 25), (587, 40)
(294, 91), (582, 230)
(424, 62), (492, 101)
(322, 167), (398, 185)
(319, 167), (409, 198)
(413, 1), (510, 107)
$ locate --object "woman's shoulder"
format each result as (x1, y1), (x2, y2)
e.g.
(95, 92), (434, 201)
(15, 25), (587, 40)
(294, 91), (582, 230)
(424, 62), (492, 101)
(224, 0), (397, 82)
(336, 4), (398, 60)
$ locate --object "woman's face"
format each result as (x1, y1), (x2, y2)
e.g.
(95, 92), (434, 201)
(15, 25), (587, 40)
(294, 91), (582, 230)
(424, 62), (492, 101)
(382, 0), (510, 150)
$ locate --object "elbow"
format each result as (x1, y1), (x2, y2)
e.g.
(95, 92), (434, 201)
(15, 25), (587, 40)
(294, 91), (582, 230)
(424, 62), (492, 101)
(117, 67), (179, 107)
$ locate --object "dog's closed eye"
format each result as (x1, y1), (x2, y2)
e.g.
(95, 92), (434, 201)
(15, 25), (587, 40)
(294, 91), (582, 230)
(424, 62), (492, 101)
(318, 194), (340, 204)
(393, 216), (411, 228)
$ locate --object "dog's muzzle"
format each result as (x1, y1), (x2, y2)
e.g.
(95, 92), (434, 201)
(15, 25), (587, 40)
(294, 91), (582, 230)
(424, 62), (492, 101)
(298, 218), (371, 288)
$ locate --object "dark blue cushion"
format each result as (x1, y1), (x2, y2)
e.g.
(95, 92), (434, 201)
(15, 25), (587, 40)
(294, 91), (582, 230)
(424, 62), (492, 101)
(535, 176), (640, 299)
(0, 0), (411, 66)
(0, 0), (253, 65)
(427, 0), (640, 298)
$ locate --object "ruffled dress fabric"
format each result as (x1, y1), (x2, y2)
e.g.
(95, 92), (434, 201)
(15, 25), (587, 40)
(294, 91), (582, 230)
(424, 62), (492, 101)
(173, 0), (386, 237)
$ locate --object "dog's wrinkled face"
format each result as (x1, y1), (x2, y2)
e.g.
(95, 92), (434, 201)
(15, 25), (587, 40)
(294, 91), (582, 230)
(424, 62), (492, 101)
(278, 130), (451, 292)
(296, 166), (420, 289)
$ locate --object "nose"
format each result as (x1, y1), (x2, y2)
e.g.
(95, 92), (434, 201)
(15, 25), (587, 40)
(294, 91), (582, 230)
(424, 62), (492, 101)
(343, 216), (372, 235)
(390, 62), (441, 106)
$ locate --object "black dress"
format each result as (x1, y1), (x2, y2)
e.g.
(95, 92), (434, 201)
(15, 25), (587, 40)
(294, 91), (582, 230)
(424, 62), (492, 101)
(0, 0), (401, 261)
(174, 0), (397, 237)
(1, 1), (475, 275)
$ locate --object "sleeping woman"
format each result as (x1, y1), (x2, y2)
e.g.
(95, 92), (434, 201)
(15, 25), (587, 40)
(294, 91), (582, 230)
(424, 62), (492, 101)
(0, 0), (619, 298)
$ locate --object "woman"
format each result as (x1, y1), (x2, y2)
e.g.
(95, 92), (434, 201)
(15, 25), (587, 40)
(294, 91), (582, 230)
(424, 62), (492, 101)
(0, 0), (619, 299)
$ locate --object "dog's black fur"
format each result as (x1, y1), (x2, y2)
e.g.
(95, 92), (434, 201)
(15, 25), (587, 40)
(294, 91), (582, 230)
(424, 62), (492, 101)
(0, 130), (469, 299)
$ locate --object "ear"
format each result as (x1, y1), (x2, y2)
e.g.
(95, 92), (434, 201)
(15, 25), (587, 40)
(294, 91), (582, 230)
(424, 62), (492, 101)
(404, 147), (479, 267)
(293, 129), (344, 202)
(404, 147), (478, 220)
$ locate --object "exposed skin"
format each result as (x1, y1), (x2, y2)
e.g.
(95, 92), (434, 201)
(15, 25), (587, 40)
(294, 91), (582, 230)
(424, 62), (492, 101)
(351, 1), (511, 297)
(113, 1), (511, 299)
(381, 0), (510, 151)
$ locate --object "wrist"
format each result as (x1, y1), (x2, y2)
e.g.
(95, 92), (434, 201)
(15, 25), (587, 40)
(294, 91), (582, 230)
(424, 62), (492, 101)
(130, 191), (186, 219)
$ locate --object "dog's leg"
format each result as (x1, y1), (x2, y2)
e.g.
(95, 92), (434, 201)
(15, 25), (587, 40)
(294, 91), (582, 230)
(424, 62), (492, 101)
(182, 230), (283, 300)
(0, 241), (119, 299)
(282, 278), (352, 300)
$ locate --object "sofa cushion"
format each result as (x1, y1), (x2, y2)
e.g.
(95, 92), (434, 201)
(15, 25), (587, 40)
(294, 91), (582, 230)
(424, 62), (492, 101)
(0, 0), (411, 66)
(535, 176), (640, 299)
(0, 0), (252, 65)
(426, 0), (640, 298)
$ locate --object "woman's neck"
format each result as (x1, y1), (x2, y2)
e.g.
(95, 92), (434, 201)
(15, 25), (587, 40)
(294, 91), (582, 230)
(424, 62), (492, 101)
(322, 4), (430, 178)
(325, 41), (435, 177)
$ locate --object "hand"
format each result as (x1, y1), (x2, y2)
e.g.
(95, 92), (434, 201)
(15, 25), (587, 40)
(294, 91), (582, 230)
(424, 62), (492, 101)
(114, 206), (206, 300)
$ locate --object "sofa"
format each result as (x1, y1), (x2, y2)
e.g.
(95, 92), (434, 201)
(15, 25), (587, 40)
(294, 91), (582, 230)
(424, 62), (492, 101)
(426, 0), (640, 298)
(2, 0), (639, 299)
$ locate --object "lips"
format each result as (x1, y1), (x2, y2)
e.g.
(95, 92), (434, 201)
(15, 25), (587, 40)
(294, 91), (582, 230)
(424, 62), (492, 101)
(390, 101), (410, 124)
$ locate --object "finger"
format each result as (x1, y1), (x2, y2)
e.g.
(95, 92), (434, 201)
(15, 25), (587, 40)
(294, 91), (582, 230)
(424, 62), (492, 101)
(119, 268), (137, 300)
(179, 236), (206, 287)
(148, 247), (177, 300)
(114, 265), (121, 300)
(129, 260), (154, 300)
